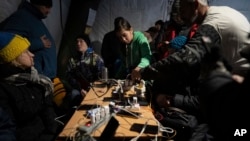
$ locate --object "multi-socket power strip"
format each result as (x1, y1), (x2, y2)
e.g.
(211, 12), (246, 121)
(88, 105), (110, 124)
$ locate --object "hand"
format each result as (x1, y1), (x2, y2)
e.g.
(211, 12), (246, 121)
(81, 89), (87, 97)
(40, 35), (51, 48)
(131, 67), (141, 82)
(156, 94), (173, 109)
(232, 74), (244, 83)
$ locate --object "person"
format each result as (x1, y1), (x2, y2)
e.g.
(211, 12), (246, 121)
(156, 0), (199, 60)
(0, 32), (58, 141)
(114, 17), (152, 79)
(154, 20), (165, 32)
(101, 17), (126, 79)
(66, 33), (104, 101)
(1, 0), (57, 80)
(132, 0), (250, 85)
(143, 26), (159, 52)
(190, 37), (249, 141)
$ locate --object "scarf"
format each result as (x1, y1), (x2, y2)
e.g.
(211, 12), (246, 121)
(4, 66), (53, 97)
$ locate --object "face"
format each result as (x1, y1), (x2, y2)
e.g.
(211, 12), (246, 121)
(179, 0), (198, 25)
(155, 24), (161, 31)
(116, 29), (133, 44)
(76, 38), (88, 53)
(37, 5), (52, 17)
(15, 49), (34, 69)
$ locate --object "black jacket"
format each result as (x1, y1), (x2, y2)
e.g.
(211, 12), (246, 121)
(0, 66), (58, 141)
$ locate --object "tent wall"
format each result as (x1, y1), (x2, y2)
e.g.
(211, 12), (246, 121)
(89, 0), (174, 56)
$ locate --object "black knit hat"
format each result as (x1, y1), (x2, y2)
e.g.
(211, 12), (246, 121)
(30, 0), (53, 7)
(76, 34), (91, 47)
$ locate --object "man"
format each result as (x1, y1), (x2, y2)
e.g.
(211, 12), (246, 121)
(132, 0), (250, 83)
(101, 17), (126, 78)
(2, 0), (57, 79)
(131, 0), (250, 140)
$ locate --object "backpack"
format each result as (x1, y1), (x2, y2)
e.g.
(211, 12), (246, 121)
(155, 107), (198, 141)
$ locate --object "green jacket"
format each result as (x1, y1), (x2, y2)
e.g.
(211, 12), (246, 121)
(116, 31), (152, 79)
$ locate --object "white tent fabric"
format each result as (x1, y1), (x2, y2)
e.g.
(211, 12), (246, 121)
(0, 0), (22, 22)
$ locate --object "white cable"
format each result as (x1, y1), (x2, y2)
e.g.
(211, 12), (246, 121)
(159, 126), (175, 134)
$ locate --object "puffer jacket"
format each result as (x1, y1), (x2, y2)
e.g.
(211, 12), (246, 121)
(0, 66), (58, 141)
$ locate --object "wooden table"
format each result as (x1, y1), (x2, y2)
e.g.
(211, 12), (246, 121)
(56, 81), (162, 141)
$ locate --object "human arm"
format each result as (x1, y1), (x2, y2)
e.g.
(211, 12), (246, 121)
(136, 33), (152, 68)
(138, 25), (221, 82)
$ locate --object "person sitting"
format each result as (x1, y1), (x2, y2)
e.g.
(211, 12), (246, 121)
(66, 33), (104, 100)
(0, 32), (59, 141)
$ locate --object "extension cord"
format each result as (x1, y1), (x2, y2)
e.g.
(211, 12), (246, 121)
(77, 114), (111, 134)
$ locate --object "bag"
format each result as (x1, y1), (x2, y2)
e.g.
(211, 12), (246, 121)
(53, 77), (67, 107)
(155, 107), (198, 141)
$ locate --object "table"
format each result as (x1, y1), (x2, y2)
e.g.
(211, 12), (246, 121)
(56, 80), (162, 141)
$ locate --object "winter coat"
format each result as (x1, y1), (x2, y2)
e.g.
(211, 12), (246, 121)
(140, 6), (250, 82)
(2, 1), (57, 79)
(0, 66), (58, 141)
(116, 31), (152, 79)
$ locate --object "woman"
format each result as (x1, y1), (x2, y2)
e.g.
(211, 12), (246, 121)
(0, 32), (58, 141)
(114, 17), (152, 79)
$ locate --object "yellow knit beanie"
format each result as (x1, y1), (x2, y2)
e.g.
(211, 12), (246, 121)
(0, 32), (30, 64)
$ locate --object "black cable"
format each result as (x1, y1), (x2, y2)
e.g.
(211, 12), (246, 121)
(90, 80), (114, 98)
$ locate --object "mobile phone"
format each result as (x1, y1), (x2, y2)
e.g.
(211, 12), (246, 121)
(76, 104), (100, 110)
(98, 116), (119, 141)
(116, 110), (141, 118)
(130, 123), (158, 134)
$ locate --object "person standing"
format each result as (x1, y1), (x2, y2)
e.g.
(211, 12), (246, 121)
(114, 17), (152, 79)
(101, 17), (126, 78)
(2, 0), (57, 80)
